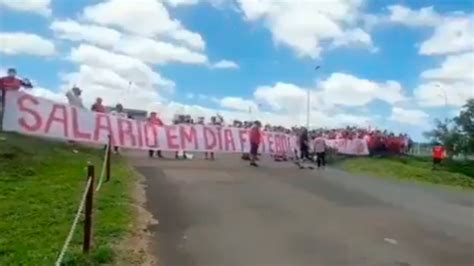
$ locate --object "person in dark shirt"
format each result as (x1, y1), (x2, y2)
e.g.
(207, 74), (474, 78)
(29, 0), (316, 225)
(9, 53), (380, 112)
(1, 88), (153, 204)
(299, 127), (311, 161)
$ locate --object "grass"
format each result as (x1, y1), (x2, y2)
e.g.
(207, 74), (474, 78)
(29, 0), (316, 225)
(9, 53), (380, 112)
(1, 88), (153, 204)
(333, 155), (474, 189)
(0, 132), (134, 265)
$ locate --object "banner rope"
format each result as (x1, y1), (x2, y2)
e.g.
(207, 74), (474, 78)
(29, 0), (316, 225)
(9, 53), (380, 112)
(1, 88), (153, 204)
(55, 177), (92, 266)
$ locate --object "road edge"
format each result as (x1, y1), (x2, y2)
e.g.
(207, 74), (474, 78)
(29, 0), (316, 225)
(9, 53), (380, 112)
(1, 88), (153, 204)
(114, 165), (159, 265)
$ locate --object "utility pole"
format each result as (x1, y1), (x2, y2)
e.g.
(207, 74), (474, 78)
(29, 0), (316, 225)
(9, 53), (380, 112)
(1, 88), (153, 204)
(307, 65), (321, 129)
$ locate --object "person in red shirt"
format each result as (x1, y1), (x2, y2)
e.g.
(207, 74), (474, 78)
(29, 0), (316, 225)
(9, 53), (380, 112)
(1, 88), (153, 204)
(249, 120), (262, 167)
(91, 97), (106, 113)
(0, 68), (33, 130)
(432, 143), (445, 170)
(148, 112), (164, 158)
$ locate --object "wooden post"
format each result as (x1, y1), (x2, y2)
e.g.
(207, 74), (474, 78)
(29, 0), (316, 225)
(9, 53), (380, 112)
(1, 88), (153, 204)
(83, 163), (94, 253)
(106, 135), (111, 182)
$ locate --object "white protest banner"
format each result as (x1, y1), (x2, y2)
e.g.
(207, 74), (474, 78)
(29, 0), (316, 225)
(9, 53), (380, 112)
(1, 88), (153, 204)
(2, 91), (297, 154)
(326, 138), (369, 155)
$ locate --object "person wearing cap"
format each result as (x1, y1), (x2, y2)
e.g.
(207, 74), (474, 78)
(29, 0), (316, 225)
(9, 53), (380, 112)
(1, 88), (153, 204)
(249, 120), (262, 167)
(65, 86), (84, 108)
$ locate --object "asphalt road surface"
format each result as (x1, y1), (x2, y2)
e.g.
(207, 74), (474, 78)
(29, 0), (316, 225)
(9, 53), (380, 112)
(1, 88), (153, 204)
(127, 152), (474, 266)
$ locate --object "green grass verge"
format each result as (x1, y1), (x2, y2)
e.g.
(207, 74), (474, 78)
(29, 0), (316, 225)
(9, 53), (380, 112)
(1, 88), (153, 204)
(0, 132), (134, 265)
(334, 155), (474, 189)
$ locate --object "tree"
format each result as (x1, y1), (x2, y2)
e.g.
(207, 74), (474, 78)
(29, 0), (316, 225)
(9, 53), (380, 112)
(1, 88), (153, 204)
(424, 98), (474, 157)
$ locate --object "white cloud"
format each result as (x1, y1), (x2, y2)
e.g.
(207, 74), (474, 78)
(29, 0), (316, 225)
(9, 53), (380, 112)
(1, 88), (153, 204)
(69, 44), (174, 90)
(415, 52), (474, 107)
(236, 0), (373, 58)
(331, 28), (374, 50)
(82, 0), (205, 50)
(420, 16), (474, 55)
(164, 0), (200, 7)
(414, 81), (474, 108)
(50, 19), (121, 48)
(115, 36), (208, 64)
(318, 73), (406, 106)
(254, 82), (307, 111)
(0, 0), (51, 16)
(27, 87), (66, 103)
(0, 32), (55, 56)
(421, 52), (474, 82)
(212, 60), (239, 69)
(219, 97), (257, 112)
(387, 5), (441, 27)
(389, 107), (429, 125)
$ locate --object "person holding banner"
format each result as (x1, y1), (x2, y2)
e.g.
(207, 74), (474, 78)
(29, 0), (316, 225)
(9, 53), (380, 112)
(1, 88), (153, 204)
(65, 86), (84, 108)
(249, 120), (262, 167)
(0, 68), (33, 130)
(110, 103), (128, 154)
(147, 112), (164, 158)
(91, 97), (106, 113)
(313, 133), (327, 168)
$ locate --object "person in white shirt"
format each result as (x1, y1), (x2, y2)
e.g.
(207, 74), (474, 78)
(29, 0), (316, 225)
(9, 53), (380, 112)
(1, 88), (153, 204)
(313, 133), (327, 168)
(65, 87), (84, 108)
(110, 104), (128, 154)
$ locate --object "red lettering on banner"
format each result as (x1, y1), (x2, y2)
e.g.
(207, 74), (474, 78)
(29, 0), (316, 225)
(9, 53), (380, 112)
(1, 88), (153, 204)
(17, 94), (42, 132)
(44, 104), (69, 137)
(136, 120), (143, 148)
(223, 128), (236, 152)
(144, 124), (158, 148)
(203, 126), (216, 150)
(118, 118), (136, 146)
(180, 125), (198, 150)
(165, 126), (180, 150)
(216, 127), (223, 150)
(239, 129), (248, 152)
(267, 133), (275, 153)
(93, 114), (114, 143)
(71, 108), (91, 140)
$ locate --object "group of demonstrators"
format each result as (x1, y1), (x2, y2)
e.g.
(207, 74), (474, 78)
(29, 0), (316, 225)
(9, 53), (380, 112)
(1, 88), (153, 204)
(1, 67), (417, 169)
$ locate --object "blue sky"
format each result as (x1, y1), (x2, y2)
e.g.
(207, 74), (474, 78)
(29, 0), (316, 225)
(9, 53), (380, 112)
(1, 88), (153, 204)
(1, 0), (473, 141)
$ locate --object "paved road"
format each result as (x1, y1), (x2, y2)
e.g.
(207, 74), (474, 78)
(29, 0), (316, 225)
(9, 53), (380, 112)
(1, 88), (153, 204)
(127, 152), (474, 266)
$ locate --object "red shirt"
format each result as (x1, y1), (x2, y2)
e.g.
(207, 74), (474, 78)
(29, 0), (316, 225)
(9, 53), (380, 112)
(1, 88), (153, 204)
(249, 127), (261, 144)
(91, 103), (106, 113)
(433, 146), (445, 159)
(148, 117), (163, 126)
(0, 76), (31, 91)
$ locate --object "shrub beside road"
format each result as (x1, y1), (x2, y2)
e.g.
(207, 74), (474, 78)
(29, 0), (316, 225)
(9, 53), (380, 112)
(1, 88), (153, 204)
(335, 156), (474, 189)
(0, 132), (134, 265)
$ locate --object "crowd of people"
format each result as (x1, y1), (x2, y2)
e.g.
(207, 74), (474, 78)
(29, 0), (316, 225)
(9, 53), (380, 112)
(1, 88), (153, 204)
(1, 68), (413, 167)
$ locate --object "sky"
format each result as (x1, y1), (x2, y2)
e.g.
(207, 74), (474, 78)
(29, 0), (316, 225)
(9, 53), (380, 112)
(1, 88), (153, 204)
(0, 0), (473, 141)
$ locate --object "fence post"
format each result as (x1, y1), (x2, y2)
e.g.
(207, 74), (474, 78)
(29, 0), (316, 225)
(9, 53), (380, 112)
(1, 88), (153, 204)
(83, 163), (94, 253)
(106, 135), (111, 182)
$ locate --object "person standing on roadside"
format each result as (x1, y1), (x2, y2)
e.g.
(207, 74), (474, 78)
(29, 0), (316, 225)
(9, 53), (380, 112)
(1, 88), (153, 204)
(432, 143), (445, 170)
(299, 127), (311, 161)
(148, 112), (164, 158)
(249, 120), (262, 167)
(313, 133), (327, 168)
(110, 103), (128, 154)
